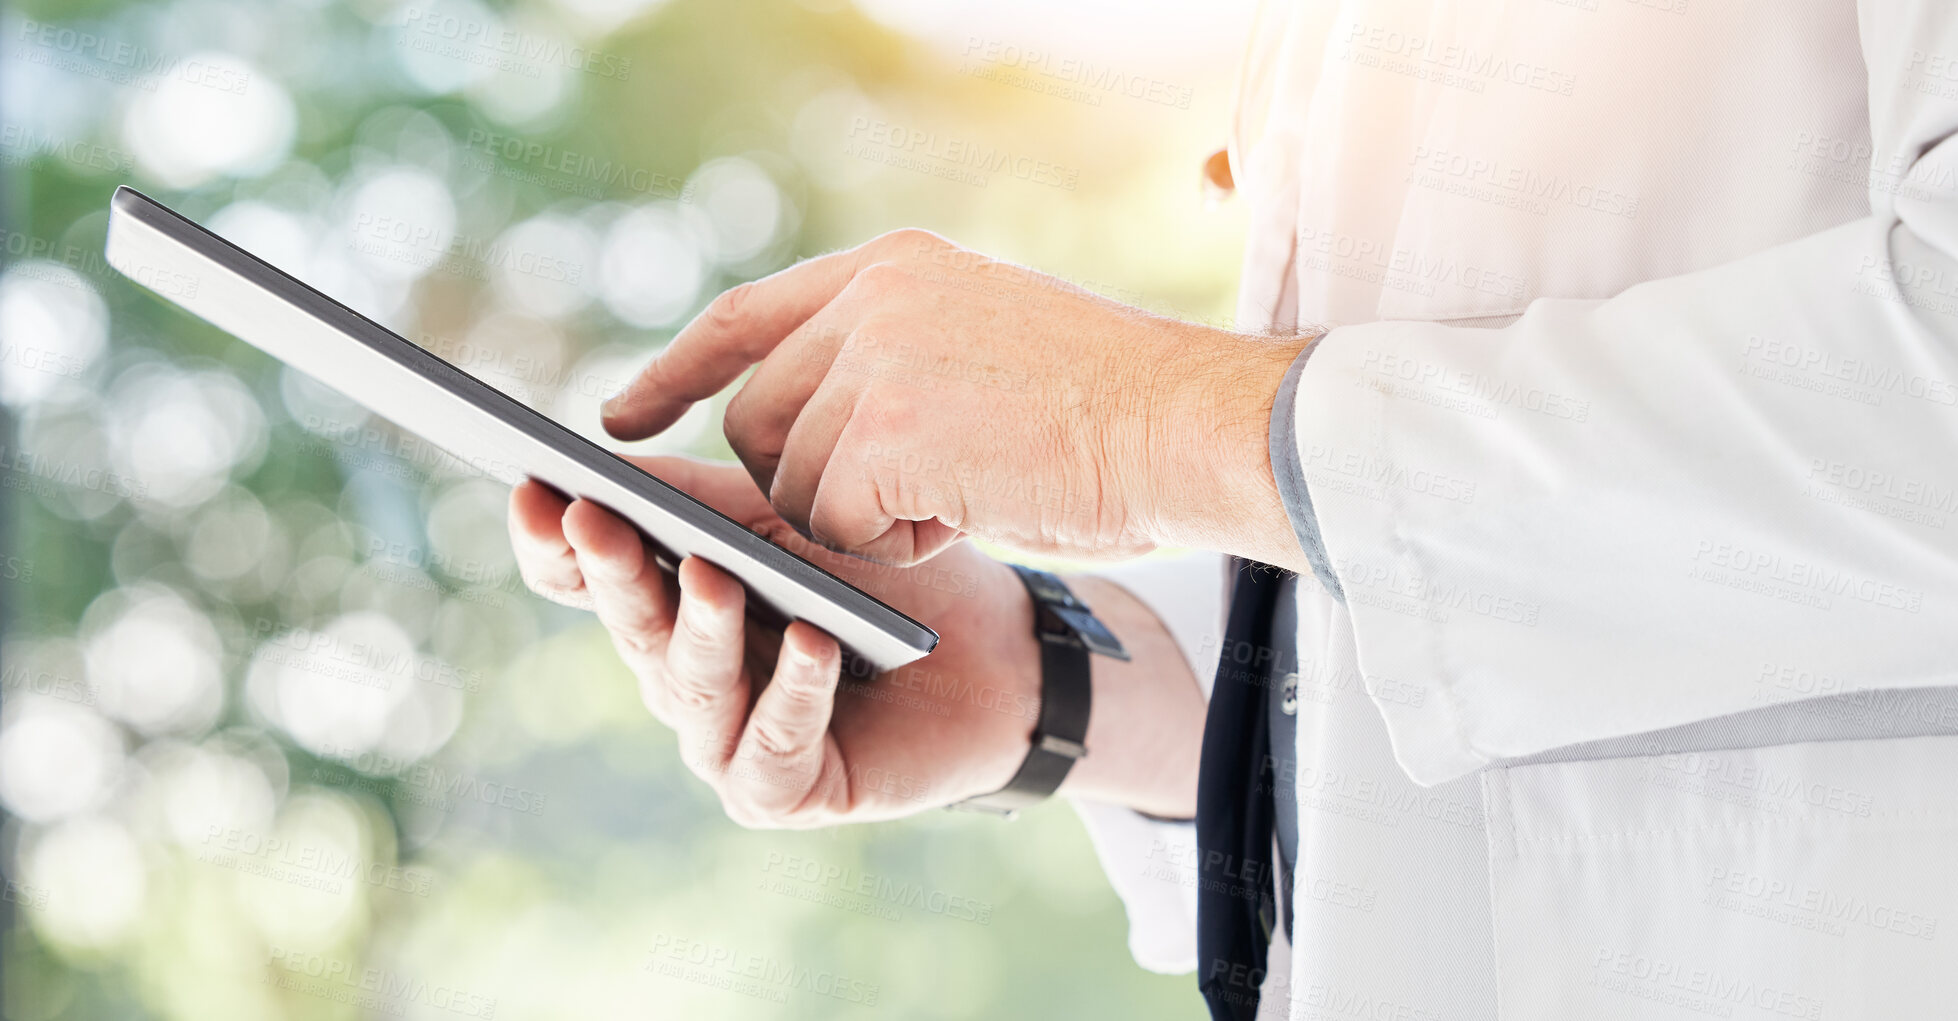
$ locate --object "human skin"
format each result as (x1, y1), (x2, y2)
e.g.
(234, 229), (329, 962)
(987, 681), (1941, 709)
(600, 229), (1311, 574)
(509, 230), (1309, 824)
(510, 458), (1208, 822)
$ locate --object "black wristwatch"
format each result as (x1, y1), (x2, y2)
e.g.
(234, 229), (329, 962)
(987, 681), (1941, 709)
(955, 565), (1130, 817)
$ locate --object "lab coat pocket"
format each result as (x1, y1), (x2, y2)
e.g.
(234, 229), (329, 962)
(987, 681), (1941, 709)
(1480, 736), (1958, 1021)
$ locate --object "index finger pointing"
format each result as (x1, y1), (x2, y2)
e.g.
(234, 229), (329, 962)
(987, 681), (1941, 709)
(601, 248), (866, 441)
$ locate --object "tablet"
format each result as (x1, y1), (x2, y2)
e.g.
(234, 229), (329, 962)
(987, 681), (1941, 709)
(104, 186), (938, 674)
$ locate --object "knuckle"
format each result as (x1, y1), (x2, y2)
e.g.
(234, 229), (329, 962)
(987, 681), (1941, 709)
(875, 227), (945, 258)
(854, 386), (912, 441)
(675, 602), (727, 650)
(775, 675), (830, 717)
(765, 470), (798, 513)
(536, 582), (592, 611)
(809, 320), (850, 352)
(721, 388), (756, 443)
(851, 260), (914, 295)
(515, 564), (555, 595)
(849, 317), (899, 352)
(614, 624), (662, 659)
(804, 511), (841, 552)
(704, 281), (755, 333)
(666, 675), (723, 713)
(629, 355), (668, 399)
(748, 719), (801, 758)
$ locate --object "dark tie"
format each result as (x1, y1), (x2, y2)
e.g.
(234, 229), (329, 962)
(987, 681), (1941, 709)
(1196, 559), (1287, 1020)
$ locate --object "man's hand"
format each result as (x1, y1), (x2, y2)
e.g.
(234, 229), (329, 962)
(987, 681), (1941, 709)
(507, 455), (1203, 824)
(600, 230), (1309, 573)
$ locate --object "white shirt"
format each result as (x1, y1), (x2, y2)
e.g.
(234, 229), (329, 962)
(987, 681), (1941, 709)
(1074, 1), (1958, 1017)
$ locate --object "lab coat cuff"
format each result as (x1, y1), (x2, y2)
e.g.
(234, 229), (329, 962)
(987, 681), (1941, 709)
(1065, 797), (1200, 974)
(1269, 335), (1343, 599)
(1288, 323), (1489, 786)
(1069, 552), (1227, 970)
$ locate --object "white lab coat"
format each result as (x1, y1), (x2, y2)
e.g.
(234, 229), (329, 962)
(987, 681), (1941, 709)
(1073, 1), (1958, 1017)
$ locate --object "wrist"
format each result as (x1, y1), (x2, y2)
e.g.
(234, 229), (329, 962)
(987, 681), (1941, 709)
(954, 565), (1203, 819)
(1130, 325), (1313, 570)
(955, 560), (1049, 800)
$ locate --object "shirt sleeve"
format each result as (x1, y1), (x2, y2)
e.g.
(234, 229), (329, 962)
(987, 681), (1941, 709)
(1283, 0), (1958, 786)
(1065, 549), (1228, 974)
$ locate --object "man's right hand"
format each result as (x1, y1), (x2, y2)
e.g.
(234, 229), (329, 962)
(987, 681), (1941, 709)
(507, 455), (1047, 827)
(597, 231), (1311, 575)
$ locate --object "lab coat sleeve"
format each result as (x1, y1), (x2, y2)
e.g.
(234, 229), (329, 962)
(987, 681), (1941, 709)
(1066, 549), (1228, 974)
(1286, 0), (1958, 786)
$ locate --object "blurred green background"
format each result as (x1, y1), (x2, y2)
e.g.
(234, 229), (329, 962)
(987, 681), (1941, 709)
(0, 0), (1250, 1016)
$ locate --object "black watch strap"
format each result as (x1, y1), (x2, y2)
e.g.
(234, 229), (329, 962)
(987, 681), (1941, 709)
(956, 565), (1129, 818)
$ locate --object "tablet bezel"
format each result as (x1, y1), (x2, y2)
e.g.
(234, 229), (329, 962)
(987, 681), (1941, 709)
(104, 186), (938, 673)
